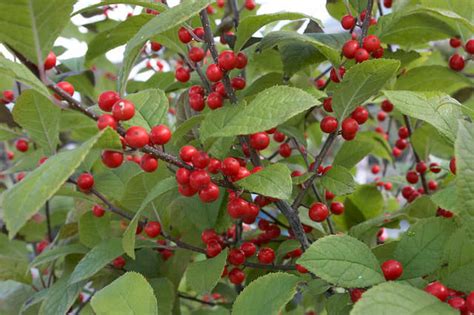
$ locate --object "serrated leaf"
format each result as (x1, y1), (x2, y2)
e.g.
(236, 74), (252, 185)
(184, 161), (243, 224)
(232, 272), (300, 315)
(3, 128), (120, 238)
(237, 163), (292, 200)
(200, 86), (319, 142)
(39, 275), (86, 315)
(149, 278), (175, 315)
(12, 90), (60, 155)
(320, 166), (356, 195)
(298, 235), (384, 288)
(332, 59), (400, 120)
(394, 217), (456, 279)
(91, 272), (158, 315)
(122, 89), (169, 130)
(185, 249), (228, 294)
(0, 56), (49, 97)
(383, 90), (463, 143)
(351, 282), (457, 315)
(431, 184), (457, 214)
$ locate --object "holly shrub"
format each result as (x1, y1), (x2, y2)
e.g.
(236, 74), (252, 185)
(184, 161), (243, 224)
(0, 0), (473, 314)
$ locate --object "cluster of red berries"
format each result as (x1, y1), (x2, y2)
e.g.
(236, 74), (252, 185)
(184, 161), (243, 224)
(448, 38), (473, 72)
(216, 0), (255, 11)
(424, 281), (474, 313)
(342, 35), (384, 63)
(308, 201), (344, 223)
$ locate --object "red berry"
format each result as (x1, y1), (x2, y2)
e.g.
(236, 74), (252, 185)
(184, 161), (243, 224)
(150, 41), (162, 51)
(144, 221), (161, 238)
(381, 100), (393, 112)
(448, 297), (466, 311)
(92, 204), (105, 217)
(428, 180), (438, 191)
(101, 150), (124, 168)
(176, 168), (191, 185)
(362, 35), (381, 53)
(355, 48), (370, 63)
(233, 167), (251, 181)
(125, 126), (149, 148)
(381, 260), (403, 280)
(383, 0), (392, 8)
(244, 0), (256, 10)
(341, 14), (356, 30)
(206, 64), (223, 82)
(273, 131), (286, 142)
(325, 190), (335, 200)
(192, 151), (210, 169)
(279, 143), (292, 158)
(351, 106), (369, 124)
(309, 202), (329, 222)
(449, 54), (465, 71)
(449, 37), (462, 48)
(206, 240), (222, 257)
(330, 66), (346, 83)
(429, 162), (441, 173)
(416, 161), (427, 174)
(175, 67), (191, 82)
(189, 85), (205, 96)
(296, 264), (308, 273)
(250, 132), (270, 150)
(228, 248), (246, 265)
(372, 47), (384, 58)
(231, 77), (246, 90)
(112, 99), (135, 121)
(15, 139), (29, 152)
(207, 158), (221, 174)
(77, 173), (94, 191)
(466, 292), (474, 312)
(377, 111), (387, 122)
(193, 27), (205, 40)
(401, 186), (415, 199)
(406, 170), (419, 184)
(341, 117), (359, 140)
(2, 90), (14, 103)
(323, 97), (333, 112)
(54, 81), (74, 100)
(330, 202), (344, 215)
(235, 52), (248, 69)
(113, 256), (126, 269)
(395, 138), (408, 150)
(425, 282), (448, 301)
(178, 184), (197, 197)
(240, 242), (257, 257)
(229, 267), (245, 284)
(257, 248), (275, 264)
(384, 182), (393, 190)
(207, 92), (223, 109)
(201, 229), (218, 244)
(178, 27), (192, 43)
(371, 165), (380, 174)
(97, 114), (117, 130)
(189, 47), (205, 62)
(342, 40), (359, 59)
(216, 0), (225, 8)
(218, 50), (237, 71)
(140, 154), (158, 172)
(350, 289), (365, 303)
(98, 91), (120, 112)
(315, 78), (326, 89)
(189, 170), (211, 191)
(44, 52), (57, 70)
(189, 93), (205, 111)
(222, 157), (240, 176)
(214, 82), (227, 97)
(450, 158), (456, 174)
(320, 116), (338, 133)
(180, 145), (198, 162)
(466, 39), (474, 54)
(398, 127), (410, 139)
(227, 198), (248, 219)
(150, 125), (171, 145)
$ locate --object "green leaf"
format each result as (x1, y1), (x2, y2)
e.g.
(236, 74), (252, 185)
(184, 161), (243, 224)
(119, 0), (212, 93)
(91, 272), (158, 315)
(320, 166), (357, 195)
(79, 211), (112, 248)
(456, 120), (474, 239)
(30, 244), (89, 268)
(383, 90), (463, 143)
(73, 0), (167, 16)
(0, 0), (75, 66)
(351, 282), (457, 315)
(122, 89), (169, 130)
(331, 59), (400, 120)
(237, 163), (292, 200)
(411, 124), (454, 160)
(39, 275), (86, 315)
(185, 249), (228, 294)
(0, 280), (34, 315)
(12, 90), (60, 155)
(232, 272), (300, 315)
(298, 235), (384, 288)
(234, 12), (318, 52)
(3, 128), (120, 238)
(69, 238), (124, 285)
(0, 56), (49, 97)
(441, 230), (474, 292)
(395, 65), (472, 94)
(334, 139), (374, 169)
(394, 217), (456, 279)
(122, 177), (176, 259)
(431, 184), (458, 214)
(149, 278), (175, 315)
(349, 0), (368, 12)
(0, 235), (31, 284)
(200, 86), (319, 142)
(0, 124), (22, 141)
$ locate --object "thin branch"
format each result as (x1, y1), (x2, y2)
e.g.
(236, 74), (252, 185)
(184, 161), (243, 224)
(45, 201), (53, 242)
(403, 115), (429, 194)
(359, 0), (374, 45)
(74, 291), (95, 315)
(229, 0), (240, 29)
(260, 208), (290, 229)
(243, 261), (296, 271)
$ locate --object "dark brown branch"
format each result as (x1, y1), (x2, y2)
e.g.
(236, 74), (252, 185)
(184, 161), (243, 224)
(359, 0), (374, 45)
(243, 261), (296, 271)
(403, 115), (429, 194)
(45, 201), (53, 242)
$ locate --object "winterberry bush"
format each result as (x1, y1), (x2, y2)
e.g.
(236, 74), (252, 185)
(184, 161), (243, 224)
(0, 0), (473, 314)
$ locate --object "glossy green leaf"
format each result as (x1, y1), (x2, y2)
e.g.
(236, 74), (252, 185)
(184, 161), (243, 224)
(442, 229), (474, 292)
(298, 235), (384, 287)
(185, 249), (228, 294)
(79, 212), (112, 248)
(237, 163), (292, 200)
(0, 280), (34, 315)
(0, 235), (31, 284)
(0, 56), (49, 97)
(122, 89), (169, 130)
(320, 166), (356, 195)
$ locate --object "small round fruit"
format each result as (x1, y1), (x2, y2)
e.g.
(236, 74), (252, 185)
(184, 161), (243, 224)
(341, 14), (356, 30)
(330, 202), (344, 215)
(279, 143), (292, 158)
(428, 180), (438, 191)
(199, 183), (220, 203)
(320, 116), (338, 133)
(257, 247), (275, 264)
(178, 27), (192, 43)
(206, 64), (224, 82)
(235, 52), (248, 69)
(101, 150), (124, 168)
(140, 154), (158, 172)
(77, 173), (94, 191)
(355, 48), (370, 63)
(342, 40), (359, 59)
(150, 125), (171, 145)
(175, 67), (191, 82)
(189, 170), (211, 191)
(15, 139), (29, 152)
(323, 97), (333, 112)
(180, 145), (198, 162)
(218, 50), (237, 71)
(249, 132), (270, 150)
(189, 85), (205, 96)
(207, 92), (223, 109)
(466, 292), (474, 312)
(97, 114), (117, 130)
(330, 66), (346, 83)
(450, 158), (456, 174)
(229, 267), (245, 284)
(189, 46), (205, 62)
(240, 242), (257, 257)
(44, 52), (57, 70)
(112, 99), (135, 121)
(193, 27), (205, 39)
(112, 256), (126, 269)
(430, 162), (441, 173)
(381, 260), (403, 280)
(98, 91), (120, 112)
(406, 170), (419, 184)
(351, 106), (369, 124)
(54, 81), (75, 100)
(362, 35), (381, 53)
(92, 204), (105, 217)
(309, 202), (329, 222)
(449, 54), (465, 71)
(144, 221), (161, 238)
(192, 151), (210, 169)
(189, 93), (205, 111)
(381, 100), (393, 112)
(206, 240), (222, 257)
(416, 161), (427, 174)
(176, 168), (191, 185)
(125, 126), (149, 148)
(231, 77), (246, 90)
(371, 164), (380, 174)
(207, 158), (221, 174)
(273, 131), (286, 142)
(178, 184), (198, 197)
(377, 111), (387, 122)
(150, 41), (162, 51)
(228, 248), (246, 265)
(425, 282), (449, 301)
(244, 0), (256, 10)
(222, 157), (240, 176)
(448, 297), (466, 312)
(341, 117), (359, 140)
(395, 138), (408, 150)
(398, 127), (410, 139)
(465, 39), (474, 54)
(350, 288), (365, 303)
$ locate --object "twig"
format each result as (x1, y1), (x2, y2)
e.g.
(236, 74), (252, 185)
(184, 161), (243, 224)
(403, 115), (429, 194)
(260, 208), (290, 229)
(45, 201), (53, 242)
(74, 291), (95, 315)
(243, 261), (296, 271)
(359, 0), (374, 45)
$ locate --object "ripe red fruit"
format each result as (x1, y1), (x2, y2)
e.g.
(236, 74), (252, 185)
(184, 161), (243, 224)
(189, 93), (205, 111)
(231, 77), (246, 90)
(150, 41), (161, 51)
(229, 267), (245, 284)
(207, 92), (223, 109)
(15, 139), (29, 152)
(206, 64), (223, 82)
(449, 37), (462, 48)
(430, 162), (441, 173)
(113, 256), (126, 269)
(189, 47), (205, 62)
(228, 248), (246, 265)
(101, 150), (124, 168)
(406, 170), (419, 184)
(315, 78), (326, 89)
(425, 282), (449, 301)
(77, 173), (94, 191)
(193, 27), (205, 40)
(401, 186), (415, 199)
(279, 143), (292, 158)
(273, 131), (286, 142)
(384, 182), (393, 190)
(191, 151), (210, 169)
(216, 0), (225, 8)
(371, 165), (380, 174)
(55, 81), (75, 100)
(381, 100), (393, 112)
(178, 184), (198, 197)
(416, 161), (427, 174)
(309, 202), (329, 222)
(144, 221), (161, 238)
(398, 126), (410, 139)
(341, 117), (359, 140)
(466, 292), (474, 312)
(240, 242), (257, 257)
(2, 90), (14, 103)
(320, 116), (338, 133)
(449, 54), (465, 71)
(92, 204), (105, 217)
(235, 52), (248, 69)
(112, 99), (135, 121)
(44, 52), (57, 70)
(377, 111), (387, 122)
(180, 145), (198, 162)
(125, 126), (149, 148)
(330, 66), (346, 83)
(140, 154), (158, 172)
(214, 82), (227, 97)
(466, 39), (474, 54)
(323, 97), (333, 112)
(222, 157), (240, 176)
(295, 264), (308, 273)
(189, 85), (205, 96)
(189, 170), (211, 191)
(351, 106), (369, 124)
(428, 180), (438, 191)
(383, 0), (392, 8)
(178, 27), (192, 43)
(244, 0), (256, 10)
(201, 229), (218, 244)
(372, 47), (384, 58)
(355, 48), (370, 63)
(257, 248), (275, 264)
(362, 35), (381, 53)
(150, 125), (171, 145)
(176, 168), (191, 185)
(207, 158), (221, 174)
(250, 132), (270, 150)
(448, 297), (466, 312)
(330, 202), (344, 215)
(450, 158), (456, 174)
(350, 288), (366, 303)
(206, 240), (222, 257)
(233, 167), (251, 181)
(342, 40), (360, 59)
(381, 260), (403, 280)
(227, 198), (248, 219)
(325, 190), (335, 200)
(98, 91), (120, 112)
(218, 50), (237, 71)
(175, 67), (191, 82)
(341, 14), (356, 30)
(97, 114), (117, 130)
(395, 138), (408, 150)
